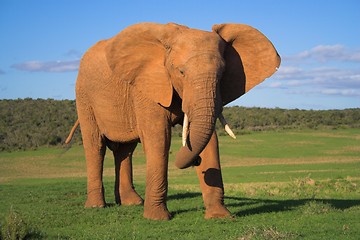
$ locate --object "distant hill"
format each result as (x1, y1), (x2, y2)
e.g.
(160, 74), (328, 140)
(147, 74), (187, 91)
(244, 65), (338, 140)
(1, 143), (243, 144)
(1, 99), (359, 151)
(0, 99), (79, 151)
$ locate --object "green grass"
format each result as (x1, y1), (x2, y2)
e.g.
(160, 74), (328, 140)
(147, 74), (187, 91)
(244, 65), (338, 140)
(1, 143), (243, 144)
(0, 129), (359, 239)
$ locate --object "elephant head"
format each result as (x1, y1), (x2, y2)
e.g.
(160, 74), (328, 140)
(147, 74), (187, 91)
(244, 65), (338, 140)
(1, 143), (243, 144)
(105, 22), (280, 169)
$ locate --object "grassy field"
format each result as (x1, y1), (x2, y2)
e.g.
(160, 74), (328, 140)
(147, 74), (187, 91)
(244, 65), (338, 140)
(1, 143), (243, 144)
(0, 129), (359, 239)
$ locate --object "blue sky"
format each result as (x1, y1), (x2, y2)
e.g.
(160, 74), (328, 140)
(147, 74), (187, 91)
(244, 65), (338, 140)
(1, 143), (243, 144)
(0, 0), (359, 110)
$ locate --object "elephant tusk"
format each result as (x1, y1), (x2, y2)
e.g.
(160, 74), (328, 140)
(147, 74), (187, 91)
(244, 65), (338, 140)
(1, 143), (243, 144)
(182, 114), (189, 146)
(219, 113), (236, 139)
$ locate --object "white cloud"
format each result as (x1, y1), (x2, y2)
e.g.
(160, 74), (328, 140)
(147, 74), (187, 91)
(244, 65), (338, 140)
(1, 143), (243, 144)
(264, 54), (360, 97)
(285, 44), (360, 63)
(320, 89), (359, 96)
(266, 81), (283, 88)
(287, 88), (360, 97)
(9, 45), (360, 100)
(11, 60), (79, 72)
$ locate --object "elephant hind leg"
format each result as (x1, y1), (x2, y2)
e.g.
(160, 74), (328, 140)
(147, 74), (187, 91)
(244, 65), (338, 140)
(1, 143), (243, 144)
(77, 103), (107, 208)
(113, 142), (144, 206)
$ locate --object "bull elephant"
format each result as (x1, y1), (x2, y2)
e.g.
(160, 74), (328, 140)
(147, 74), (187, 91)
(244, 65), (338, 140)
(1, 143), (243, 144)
(66, 22), (280, 220)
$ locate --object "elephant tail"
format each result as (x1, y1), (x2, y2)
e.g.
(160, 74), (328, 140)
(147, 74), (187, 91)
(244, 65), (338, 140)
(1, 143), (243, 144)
(65, 119), (79, 144)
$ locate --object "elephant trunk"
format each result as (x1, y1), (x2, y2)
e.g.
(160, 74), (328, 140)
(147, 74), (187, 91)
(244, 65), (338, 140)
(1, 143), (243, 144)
(175, 74), (222, 169)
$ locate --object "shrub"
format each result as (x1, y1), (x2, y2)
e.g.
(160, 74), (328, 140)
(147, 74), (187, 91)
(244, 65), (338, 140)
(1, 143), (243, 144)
(1, 208), (28, 240)
(1, 99), (359, 151)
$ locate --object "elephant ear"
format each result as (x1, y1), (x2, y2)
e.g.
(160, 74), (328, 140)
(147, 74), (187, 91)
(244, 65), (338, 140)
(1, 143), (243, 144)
(105, 23), (175, 107)
(213, 24), (281, 106)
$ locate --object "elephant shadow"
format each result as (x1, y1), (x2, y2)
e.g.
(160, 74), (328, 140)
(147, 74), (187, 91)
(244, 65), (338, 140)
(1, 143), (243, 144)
(167, 192), (202, 201)
(167, 192), (203, 217)
(167, 192), (360, 217)
(226, 196), (360, 217)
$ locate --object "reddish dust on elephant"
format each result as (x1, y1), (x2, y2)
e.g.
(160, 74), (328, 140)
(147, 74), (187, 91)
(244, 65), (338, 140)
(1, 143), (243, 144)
(66, 22), (280, 220)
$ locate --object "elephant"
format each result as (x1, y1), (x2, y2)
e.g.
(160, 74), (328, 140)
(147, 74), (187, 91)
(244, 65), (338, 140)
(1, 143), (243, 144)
(65, 22), (280, 220)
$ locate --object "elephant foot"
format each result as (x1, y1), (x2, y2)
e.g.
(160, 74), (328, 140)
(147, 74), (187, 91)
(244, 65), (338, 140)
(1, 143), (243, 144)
(205, 205), (232, 219)
(144, 204), (171, 220)
(85, 191), (106, 208)
(120, 190), (144, 206)
(85, 198), (106, 208)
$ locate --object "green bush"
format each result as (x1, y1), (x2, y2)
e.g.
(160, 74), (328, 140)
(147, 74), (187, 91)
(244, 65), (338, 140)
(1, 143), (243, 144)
(1, 208), (28, 240)
(1, 99), (359, 152)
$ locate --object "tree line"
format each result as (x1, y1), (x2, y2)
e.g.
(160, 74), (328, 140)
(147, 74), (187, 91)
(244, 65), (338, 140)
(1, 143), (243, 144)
(1, 99), (359, 151)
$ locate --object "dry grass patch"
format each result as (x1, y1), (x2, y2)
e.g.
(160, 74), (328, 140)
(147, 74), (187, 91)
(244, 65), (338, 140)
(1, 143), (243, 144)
(325, 145), (360, 155)
(290, 131), (360, 140)
(238, 226), (298, 240)
(0, 158), (84, 183)
(170, 184), (199, 192)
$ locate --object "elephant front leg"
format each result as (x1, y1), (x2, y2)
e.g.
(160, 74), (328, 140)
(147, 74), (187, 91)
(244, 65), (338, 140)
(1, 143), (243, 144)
(196, 131), (231, 219)
(141, 128), (172, 220)
(135, 104), (172, 220)
(113, 142), (143, 206)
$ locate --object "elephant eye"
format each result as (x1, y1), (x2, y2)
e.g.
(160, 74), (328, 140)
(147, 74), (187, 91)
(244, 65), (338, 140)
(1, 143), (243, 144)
(179, 69), (185, 76)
